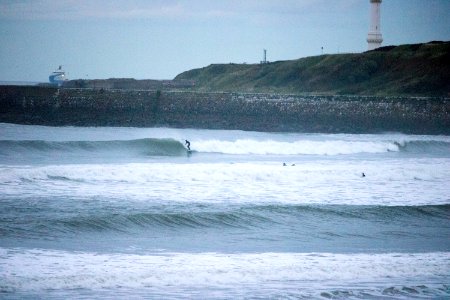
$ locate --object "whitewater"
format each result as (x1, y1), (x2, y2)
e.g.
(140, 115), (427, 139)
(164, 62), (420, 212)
(0, 123), (449, 299)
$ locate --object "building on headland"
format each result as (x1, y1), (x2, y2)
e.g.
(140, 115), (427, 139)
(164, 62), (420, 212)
(367, 0), (383, 51)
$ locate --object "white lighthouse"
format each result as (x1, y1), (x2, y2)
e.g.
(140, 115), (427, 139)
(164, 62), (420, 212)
(367, 0), (383, 51)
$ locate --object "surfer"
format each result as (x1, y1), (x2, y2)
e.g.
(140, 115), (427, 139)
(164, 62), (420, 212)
(362, 172), (366, 177)
(185, 140), (191, 151)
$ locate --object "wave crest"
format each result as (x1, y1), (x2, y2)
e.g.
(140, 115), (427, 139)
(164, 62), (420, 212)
(194, 139), (401, 155)
(0, 138), (187, 157)
(0, 137), (448, 159)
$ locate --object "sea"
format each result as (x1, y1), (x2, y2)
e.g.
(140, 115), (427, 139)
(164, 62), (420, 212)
(0, 122), (449, 299)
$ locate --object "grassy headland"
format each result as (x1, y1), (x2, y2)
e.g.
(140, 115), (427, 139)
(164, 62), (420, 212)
(175, 41), (450, 96)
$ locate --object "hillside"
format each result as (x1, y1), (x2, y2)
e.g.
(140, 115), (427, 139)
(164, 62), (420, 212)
(175, 41), (450, 96)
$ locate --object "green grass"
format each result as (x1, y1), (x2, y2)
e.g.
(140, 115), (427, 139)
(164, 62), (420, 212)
(175, 41), (450, 96)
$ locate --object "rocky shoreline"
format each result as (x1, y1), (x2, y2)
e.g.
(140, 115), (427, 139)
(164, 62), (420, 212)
(1, 85), (449, 134)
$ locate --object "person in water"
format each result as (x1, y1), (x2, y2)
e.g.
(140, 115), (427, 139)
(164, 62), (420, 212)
(185, 140), (191, 151)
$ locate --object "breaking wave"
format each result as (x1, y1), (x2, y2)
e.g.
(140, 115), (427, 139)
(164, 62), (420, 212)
(2, 204), (449, 237)
(1, 248), (449, 299)
(0, 137), (448, 158)
(0, 138), (187, 158)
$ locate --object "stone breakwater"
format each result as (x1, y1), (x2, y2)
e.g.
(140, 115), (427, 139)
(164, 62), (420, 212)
(1, 86), (449, 134)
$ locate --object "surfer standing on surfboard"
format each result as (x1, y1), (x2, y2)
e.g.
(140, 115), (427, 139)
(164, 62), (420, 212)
(185, 140), (191, 151)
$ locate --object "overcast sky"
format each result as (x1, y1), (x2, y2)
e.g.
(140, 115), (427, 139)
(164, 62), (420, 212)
(1, 0), (449, 82)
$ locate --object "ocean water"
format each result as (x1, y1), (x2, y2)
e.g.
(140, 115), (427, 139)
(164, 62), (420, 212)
(0, 123), (449, 299)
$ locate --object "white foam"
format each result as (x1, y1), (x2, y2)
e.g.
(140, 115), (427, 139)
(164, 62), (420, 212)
(193, 139), (401, 155)
(1, 158), (449, 206)
(1, 248), (449, 294)
(2, 123), (449, 156)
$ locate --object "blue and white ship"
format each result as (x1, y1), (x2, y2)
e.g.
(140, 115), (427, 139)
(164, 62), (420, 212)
(49, 65), (67, 86)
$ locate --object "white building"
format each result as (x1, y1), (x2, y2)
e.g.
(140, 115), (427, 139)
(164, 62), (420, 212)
(367, 0), (383, 51)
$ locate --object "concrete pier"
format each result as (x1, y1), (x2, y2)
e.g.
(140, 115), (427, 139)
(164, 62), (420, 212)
(1, 86), (448, 134)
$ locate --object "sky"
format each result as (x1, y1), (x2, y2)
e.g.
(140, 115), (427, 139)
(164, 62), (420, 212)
(0, 0), (449, 82)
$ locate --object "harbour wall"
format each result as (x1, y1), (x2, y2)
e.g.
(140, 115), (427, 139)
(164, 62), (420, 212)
(1, 86), (449, 134)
